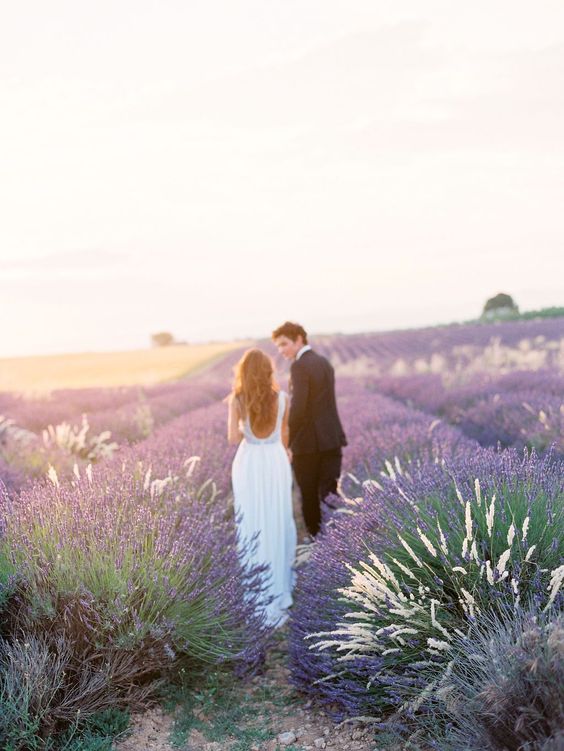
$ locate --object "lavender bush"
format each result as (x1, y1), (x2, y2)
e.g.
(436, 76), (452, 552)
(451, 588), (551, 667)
(0, 633), (119, 747)
(3, 461), (270, 664)
(406, 608), (564, 751)
(0, 632), (135, 749)
(289, 448), (564, 721)
(0, 459), (271, 737)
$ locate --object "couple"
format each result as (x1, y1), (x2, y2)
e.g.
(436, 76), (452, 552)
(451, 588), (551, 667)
(227, 321), (347, 627)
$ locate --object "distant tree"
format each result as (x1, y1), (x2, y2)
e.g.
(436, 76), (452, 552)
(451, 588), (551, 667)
(151, 332), (175, 347)
(482, 293), (519, 320)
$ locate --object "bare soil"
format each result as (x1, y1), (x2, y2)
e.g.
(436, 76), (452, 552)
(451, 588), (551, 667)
(116, 627), (387, 751)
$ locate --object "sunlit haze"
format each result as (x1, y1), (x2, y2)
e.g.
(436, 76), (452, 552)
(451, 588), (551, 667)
(1, 1), (563, 357)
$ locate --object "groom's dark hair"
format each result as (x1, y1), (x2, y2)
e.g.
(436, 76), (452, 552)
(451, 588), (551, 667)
(272, 321), (308, 344)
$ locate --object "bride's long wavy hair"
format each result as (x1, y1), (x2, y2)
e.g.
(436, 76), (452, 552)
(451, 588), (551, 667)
(233, 348), (280, 435)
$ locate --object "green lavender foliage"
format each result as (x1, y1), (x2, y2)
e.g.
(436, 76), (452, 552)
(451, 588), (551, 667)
(306, 450), (564, 719)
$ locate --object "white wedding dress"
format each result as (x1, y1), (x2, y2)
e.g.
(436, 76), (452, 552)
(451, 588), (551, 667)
(232, 390), (297, 627)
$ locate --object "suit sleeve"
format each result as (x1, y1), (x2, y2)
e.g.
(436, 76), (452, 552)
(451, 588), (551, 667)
(289, 360), (309, 437)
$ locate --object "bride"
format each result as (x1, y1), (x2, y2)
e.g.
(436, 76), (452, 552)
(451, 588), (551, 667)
(227, 348), (297, 627)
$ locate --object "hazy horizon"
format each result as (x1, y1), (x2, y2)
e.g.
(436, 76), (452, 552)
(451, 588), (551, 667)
(2, 301), (561, 360)
(2, 1), (563, 358)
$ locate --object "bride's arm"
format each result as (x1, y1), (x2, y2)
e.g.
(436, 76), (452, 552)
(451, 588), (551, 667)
(281, 396), (292, 460)
(227, 394), (243, 444)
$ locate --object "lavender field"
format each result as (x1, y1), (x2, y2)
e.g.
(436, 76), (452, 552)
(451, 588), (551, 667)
(1, 316), (563, 750)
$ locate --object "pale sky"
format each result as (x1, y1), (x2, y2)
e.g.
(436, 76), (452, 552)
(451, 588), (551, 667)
(1, 1), (563, 357)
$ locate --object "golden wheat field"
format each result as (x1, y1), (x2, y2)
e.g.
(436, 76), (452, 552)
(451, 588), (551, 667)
(0, 341), (251, 393)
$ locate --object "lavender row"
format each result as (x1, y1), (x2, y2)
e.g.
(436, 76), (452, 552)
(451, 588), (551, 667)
(335, 378), (479, 495)
(312, 317), (564, 374)
(0, 349), (246, 495)
(0, 346), (244, 440)
(369, 368), (564, 455)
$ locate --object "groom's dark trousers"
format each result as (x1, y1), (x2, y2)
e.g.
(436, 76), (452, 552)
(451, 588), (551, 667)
(289, 349), (347, 537)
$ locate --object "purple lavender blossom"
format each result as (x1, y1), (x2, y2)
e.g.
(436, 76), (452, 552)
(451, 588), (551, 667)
(288, 447), (564, 719)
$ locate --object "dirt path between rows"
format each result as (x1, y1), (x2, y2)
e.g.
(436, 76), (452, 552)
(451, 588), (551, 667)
(116, 626), (383, 751)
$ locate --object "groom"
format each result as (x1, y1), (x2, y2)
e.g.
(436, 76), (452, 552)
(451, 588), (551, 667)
(272, 321), (347, 537)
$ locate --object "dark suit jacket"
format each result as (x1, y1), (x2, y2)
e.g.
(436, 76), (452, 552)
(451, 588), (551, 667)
(289, 349), (347, 455)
